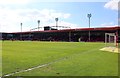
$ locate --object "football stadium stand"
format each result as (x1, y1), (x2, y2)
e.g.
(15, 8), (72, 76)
(1, 26), (120, 42)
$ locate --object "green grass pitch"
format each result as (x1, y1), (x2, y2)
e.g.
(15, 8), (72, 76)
(2, 41), (118, 76)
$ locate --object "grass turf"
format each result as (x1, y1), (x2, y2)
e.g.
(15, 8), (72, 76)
(2, 41), (118, 76)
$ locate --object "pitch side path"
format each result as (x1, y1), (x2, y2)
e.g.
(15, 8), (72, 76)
(2, 41), (118, 77)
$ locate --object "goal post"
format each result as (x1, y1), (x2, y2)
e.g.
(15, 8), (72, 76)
(105, 33), (117, 47)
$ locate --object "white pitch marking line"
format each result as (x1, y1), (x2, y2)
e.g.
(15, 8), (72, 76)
(2, 47), (101, 77)
(3, 58), (64, 77)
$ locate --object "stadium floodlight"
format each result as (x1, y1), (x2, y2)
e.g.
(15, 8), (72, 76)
(87, 13), (92, 42)
(20, 23), (22, 32)
(20, 23), (22, 40)
(38, 20), (40, 31)
(55, 18), (58, 29)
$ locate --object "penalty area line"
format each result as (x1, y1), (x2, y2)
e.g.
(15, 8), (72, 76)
(2, 47), (101, 77)
(2, 57), (66, 77)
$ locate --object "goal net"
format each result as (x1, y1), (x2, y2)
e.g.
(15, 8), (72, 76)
(105, 33), (117, 47)
(100, 33), (119, 53)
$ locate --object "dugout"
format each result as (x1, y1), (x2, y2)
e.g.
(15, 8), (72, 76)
(1, 26), (120, 42)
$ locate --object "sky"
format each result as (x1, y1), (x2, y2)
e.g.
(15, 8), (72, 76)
(0, 0), (119, 32)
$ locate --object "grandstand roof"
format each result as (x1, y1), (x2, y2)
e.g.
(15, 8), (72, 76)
(9, 26), (120, 34)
